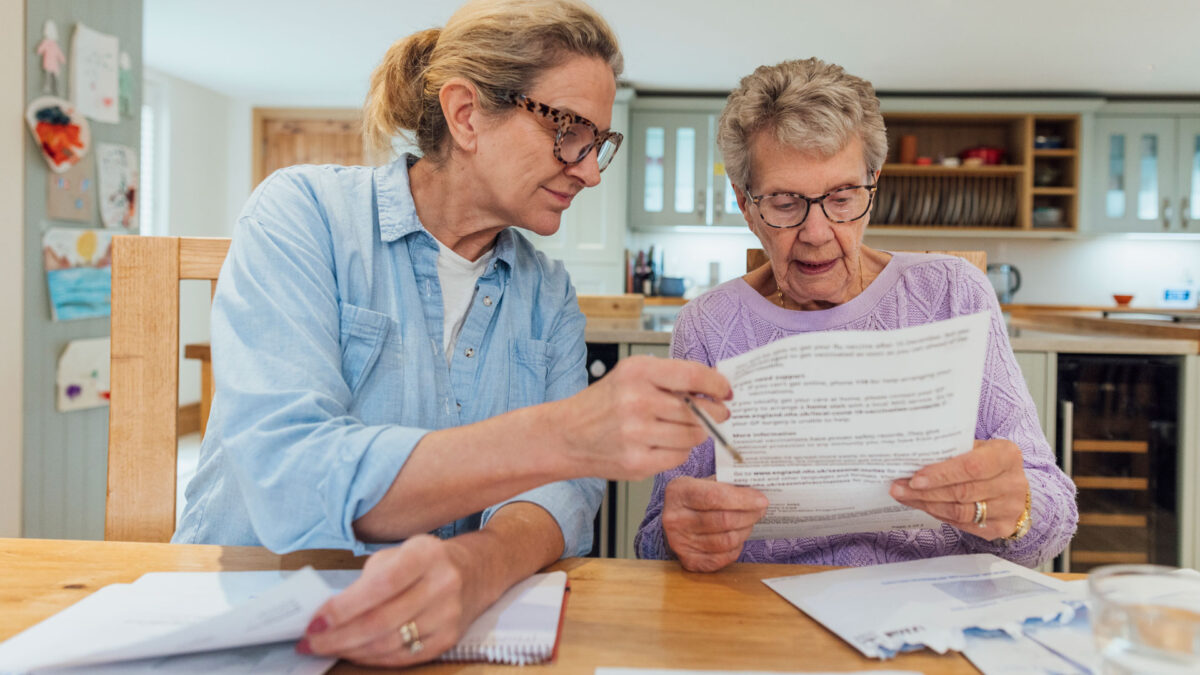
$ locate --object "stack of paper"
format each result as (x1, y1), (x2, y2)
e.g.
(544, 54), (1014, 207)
(763, 554), (1086, 660)
(0, 567), (351, 674)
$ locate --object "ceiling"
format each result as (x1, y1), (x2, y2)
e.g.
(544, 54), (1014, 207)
(145, 0), (1200, 107)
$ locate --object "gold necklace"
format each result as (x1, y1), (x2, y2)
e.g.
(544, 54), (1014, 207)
(776, 254), (868, 309)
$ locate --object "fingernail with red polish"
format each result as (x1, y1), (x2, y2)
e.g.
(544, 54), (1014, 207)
(306, 616), (328, 635)
(295, 639), (312, 655)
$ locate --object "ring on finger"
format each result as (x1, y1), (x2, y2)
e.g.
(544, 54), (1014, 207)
(399, 620), (419, 647)
(408, 638), (424, 654)
(972, 500), (988, 527)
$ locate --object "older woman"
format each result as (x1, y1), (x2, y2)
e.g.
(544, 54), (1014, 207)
(175, 0), (731, 666)
(635, 58), (1076, 573)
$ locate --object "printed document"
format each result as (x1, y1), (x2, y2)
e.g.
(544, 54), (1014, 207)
(763, 554), (1084, 659)
(715, 312), (989, 539)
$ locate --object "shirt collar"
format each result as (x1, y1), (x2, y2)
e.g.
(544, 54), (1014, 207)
(375, 153), (517, 270)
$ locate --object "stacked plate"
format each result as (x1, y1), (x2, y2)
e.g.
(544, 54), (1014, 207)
(871, 176), (1019, 227)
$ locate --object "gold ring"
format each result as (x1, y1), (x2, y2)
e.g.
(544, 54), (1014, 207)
(973, 500), (988, 527)
(399, 620), (419, 647)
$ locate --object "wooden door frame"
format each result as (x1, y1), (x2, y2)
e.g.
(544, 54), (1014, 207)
(251, 107), (369, 188)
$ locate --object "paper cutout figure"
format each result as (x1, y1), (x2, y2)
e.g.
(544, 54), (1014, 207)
(43, 228), (113, 321)
(97, 143), (137, 229)
(71, 23), (120, 124)
(57, 337), (110, 411)
(47, 159), (95, 223)
(118, 52), (134, 118)
(25, 96), (91, 173)
(35, 20), (67, 95)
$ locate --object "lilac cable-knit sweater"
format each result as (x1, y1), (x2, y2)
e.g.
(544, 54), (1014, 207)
(634, 252), (1077, 568)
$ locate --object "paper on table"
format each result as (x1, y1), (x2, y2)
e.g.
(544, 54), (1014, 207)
(595, 662), (921, 667)
(961, 630), (1090, 675)
(715, 312), (989, 539)
(0, 568), (343, 674)
(763, 554), (1085, 659)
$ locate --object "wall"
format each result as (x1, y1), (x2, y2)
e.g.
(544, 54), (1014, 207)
(154, 71), (235, 403)
(23, 0), (142, 539)
(628, 228), (1200, 307)
(1, 0), (26, 537)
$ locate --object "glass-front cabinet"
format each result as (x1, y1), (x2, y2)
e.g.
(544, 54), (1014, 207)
(628, 102), (744, 229)
(1093, 115), (1200, 233)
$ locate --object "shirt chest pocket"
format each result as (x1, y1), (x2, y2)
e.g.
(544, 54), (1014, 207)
(339, 303), (399, 397)
(507, 338), (549, 410)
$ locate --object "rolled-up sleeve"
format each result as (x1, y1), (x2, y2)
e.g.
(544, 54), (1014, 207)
(480, 281), (602, 558)
(211, 175), (426, 554)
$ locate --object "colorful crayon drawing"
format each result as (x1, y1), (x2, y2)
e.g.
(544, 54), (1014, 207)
(43, 228), (113, 321)
(57, 337), (110, 412)
(25, 96), (91, 173)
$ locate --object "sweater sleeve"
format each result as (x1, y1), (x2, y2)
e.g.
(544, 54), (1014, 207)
(634, 304), (718, 560)
(950, 264), (1078, 567)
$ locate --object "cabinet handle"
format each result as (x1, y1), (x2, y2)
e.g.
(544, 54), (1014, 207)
(1163, 197), (1172, 230)
(1183, 197), (1191, 229)
(696, 188), (706, 223)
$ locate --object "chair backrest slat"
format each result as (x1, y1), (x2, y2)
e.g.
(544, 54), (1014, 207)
(107, 235), (228, 542)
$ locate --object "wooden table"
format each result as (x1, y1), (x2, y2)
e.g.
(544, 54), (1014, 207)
(0, 538), (993, 674)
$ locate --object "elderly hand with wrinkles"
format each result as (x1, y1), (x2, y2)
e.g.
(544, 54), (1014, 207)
(889, 438), (1029, 540)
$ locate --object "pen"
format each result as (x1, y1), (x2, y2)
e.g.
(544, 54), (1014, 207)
(682, 395), (743, 464)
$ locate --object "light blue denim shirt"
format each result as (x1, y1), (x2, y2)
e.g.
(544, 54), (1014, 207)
(173, 156), (601, 556)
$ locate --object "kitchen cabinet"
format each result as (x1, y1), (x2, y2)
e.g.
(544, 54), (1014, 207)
(873, 113), (1080, 232)
(1091, 114), (1200, 233)
(627, 99), (743, 230)
(529, 89), (633, 294)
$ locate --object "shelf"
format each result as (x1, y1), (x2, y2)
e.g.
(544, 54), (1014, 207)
(1074, 476), (1149, 490)
(1078, 512), (1148, 527)
(1070, 550), (1149, 564)
(1073, 440), (1149, 453)
(882, 164), (1025, 176)
(1033, 148), (1078, 157)
(1032, 187), (1077, 196)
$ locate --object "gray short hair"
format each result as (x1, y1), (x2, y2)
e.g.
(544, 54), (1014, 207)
(717, 58), (887, 190)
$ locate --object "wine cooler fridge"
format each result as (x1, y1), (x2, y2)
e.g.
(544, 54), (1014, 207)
(1056, 354), (1181, 573)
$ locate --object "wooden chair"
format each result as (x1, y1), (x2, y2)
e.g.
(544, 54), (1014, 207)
(746, 248), (986, 274)
(107, 235), (231, 542)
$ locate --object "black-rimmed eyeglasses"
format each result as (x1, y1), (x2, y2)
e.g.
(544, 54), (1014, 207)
(508, 92), (623, 172)
(743, 183), (878, 229)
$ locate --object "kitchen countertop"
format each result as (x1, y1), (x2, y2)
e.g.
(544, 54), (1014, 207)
(585, 315), (1200, 354)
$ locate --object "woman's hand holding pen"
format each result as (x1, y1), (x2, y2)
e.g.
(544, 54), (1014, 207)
(662, 476), (767, 572)
(553, 355), (732, 481)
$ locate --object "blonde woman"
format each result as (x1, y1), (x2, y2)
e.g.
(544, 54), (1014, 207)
(174, 0), (731, 666)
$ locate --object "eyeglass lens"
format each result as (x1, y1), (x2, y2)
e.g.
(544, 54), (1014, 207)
(559, 124), (618, 171)
(759, 186), (873, 227)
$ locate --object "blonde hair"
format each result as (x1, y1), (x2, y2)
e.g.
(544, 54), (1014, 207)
(716, 58), (887, 190)
(364, 0), (623, 160)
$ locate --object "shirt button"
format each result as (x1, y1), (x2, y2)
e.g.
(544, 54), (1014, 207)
(482, 296), (492, 307)
(464, 347), (475, 358)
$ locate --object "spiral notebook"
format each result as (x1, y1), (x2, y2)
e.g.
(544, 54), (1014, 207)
(439, 570), (569, 665)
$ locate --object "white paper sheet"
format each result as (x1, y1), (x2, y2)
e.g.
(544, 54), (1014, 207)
(70, 24), (120, 124)
(0, 568), (343, 674)
(715, 312), (989, 539)
(762, 554), (1085, 659)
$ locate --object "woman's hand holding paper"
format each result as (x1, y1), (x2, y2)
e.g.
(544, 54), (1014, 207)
(299, 534), (476, 667)
(662, 476), (769, 572)
(889, 439), (1030, 540)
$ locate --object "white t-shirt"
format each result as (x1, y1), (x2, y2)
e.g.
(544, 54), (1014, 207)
(435, 238), (493, 367)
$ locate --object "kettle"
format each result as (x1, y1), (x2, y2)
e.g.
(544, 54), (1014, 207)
(987, 263), (1021, 304)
